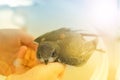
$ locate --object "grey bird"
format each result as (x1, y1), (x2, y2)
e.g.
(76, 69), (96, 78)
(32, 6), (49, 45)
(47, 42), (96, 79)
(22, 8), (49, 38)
(34, 28), (99, 66)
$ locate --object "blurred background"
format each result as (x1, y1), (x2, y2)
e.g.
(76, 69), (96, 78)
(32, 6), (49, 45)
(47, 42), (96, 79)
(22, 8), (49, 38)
(0, 0), (120, 80)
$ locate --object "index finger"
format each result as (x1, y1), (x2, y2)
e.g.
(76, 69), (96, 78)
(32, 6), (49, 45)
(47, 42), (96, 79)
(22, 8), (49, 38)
(20, 31), (38, 50)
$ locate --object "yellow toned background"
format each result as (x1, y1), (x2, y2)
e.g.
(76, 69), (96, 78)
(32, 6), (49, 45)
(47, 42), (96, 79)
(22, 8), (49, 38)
(0, 0), (120, 80)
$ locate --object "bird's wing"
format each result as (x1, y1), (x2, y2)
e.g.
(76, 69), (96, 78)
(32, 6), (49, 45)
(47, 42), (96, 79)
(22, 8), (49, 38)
(34, 28), (71, 43)
(58, 34), (98, 66)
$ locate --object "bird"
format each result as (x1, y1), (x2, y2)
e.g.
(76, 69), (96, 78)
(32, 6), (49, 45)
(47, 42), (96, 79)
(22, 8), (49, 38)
(34, 28), (99, 66)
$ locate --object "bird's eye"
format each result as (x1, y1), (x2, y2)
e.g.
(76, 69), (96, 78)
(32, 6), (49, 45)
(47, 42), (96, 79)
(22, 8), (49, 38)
(37, 51), (41, 59)
(51, 51), (56, 57)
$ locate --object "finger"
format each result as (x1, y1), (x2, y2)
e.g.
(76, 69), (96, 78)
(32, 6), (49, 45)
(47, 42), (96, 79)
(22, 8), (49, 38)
(32, 63), (65, 80)
(17, 46), (28, 58)
(13, 46), (27, 68)
(46, 63), (65, 75)
(8, 63), (65, 80)
(46, 63), (65, 80)
(33, 63), (65, 74)
(20, 32), (38, 50)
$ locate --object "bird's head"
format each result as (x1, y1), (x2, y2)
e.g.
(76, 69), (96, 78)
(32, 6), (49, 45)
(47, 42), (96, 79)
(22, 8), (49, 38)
(36, 41), (59, 64)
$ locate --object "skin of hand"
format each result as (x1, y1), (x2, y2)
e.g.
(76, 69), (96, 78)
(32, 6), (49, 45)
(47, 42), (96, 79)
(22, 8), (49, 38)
(0, 29), (37, 51)
(6, 63), (65, 80)
(12, 45), (65, 80)
(0, 29), (65, 80)
(0, 29), (38, 75)
(0, 29), (37, 65)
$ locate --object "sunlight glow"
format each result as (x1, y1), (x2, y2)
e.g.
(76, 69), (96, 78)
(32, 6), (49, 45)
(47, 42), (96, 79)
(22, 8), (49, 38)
(90, 38), (109, 80)
(92, 3), (117, 25)
(0, 9), (25, 29)
(91, 0), (118, 37)
(0, 0), (33, 7)
(116, 64), (120, 80)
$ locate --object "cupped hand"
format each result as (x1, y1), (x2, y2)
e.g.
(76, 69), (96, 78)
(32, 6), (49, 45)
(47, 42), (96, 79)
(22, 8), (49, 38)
(0, 29), (38, 75)
(7, 63), (65, 80)
(0, 29), (37, 53)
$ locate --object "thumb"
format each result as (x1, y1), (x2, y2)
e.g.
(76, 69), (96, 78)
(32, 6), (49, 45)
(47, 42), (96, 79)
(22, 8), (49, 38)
(45, 63), (65, 80)
(27, 63), (65, 80)
(6, 63), (65, 80)
(46, 63), (65, 75)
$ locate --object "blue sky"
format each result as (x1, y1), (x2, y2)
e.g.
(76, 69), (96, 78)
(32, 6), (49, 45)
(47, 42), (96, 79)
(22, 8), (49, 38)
(0, 0), (87, 35)
(0, 0), (119, 37)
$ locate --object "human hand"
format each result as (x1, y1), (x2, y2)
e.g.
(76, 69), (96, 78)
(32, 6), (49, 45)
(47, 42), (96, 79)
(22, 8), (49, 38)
(9, 46), (65, 80)
(7, 63), (65, 80)
(0, 29), (38, 75)
(0, 29), (37, 53)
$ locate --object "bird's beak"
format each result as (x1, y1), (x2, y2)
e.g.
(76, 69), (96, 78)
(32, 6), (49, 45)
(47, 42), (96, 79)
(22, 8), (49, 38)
(44, 59), (48, 64)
